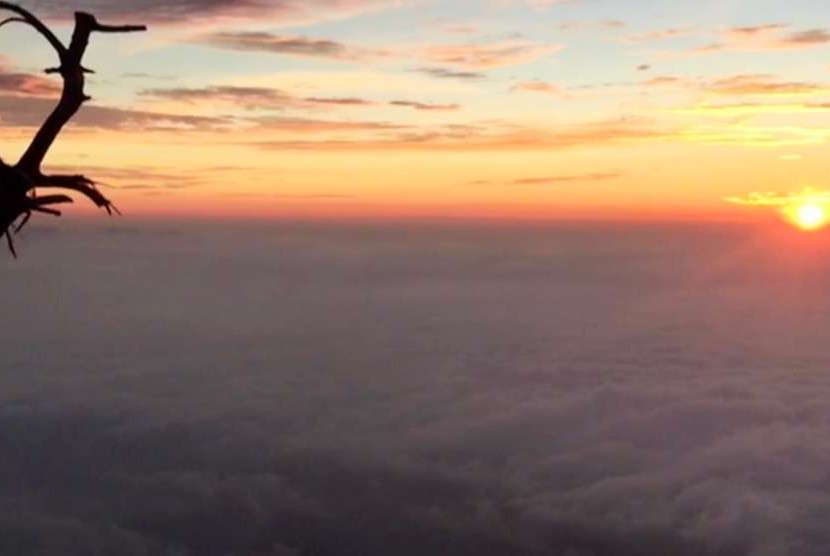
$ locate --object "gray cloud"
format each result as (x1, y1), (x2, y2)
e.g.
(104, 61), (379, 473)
(139, 85), (300, 110)
(304, 97), (376, 107)
(196, 31), (381, 61)
(140, 86), (379, 111)
(4, 222), (830, 555)
(415, 67), (487, 80)
(390, 100), (460, 111)
(0, 95), (228, 130)
(21, 0), (398, 26)
(0, 70), (60, 97)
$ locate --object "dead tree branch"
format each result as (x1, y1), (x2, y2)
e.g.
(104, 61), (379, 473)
(0, 2), (145, 256)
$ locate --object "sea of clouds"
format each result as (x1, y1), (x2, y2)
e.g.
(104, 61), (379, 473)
(2, 219), (830, 555)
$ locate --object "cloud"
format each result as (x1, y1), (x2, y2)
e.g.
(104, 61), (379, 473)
(251, 116), (406, 132)
(139, 85), (300, 110)
(22, 0), (402, 27)
(724, 188), (830, 206)
(414, 67), (486, 80)
(420, 41), (561, 69)
(675, 123), (830, 147)
(39, 164), (206, 192)
(511, 80), (564, 96)
(389, 100), (459, 111)
(556, 19), (625, 32)
(5, 223), (830, 555)
(0, 95), (229, 131)
(0, 55), (61, 97)
(510, 172), (620, 185)
(250, 118), (665, 151)
(625, 27), (694, 43)
(637, 73), (830, 97)
(696, 24), (830, 53)
(672, 102), (830, 117)
(304, 97), (376, 107)
(642, 75), (685, 87)
(0, 71), (60, 98)
(195, 31), (382, 61)
(705, 74), (830, 96)
(140, 85), (380, 112)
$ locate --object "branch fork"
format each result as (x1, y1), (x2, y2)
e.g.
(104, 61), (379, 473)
(0, 2), (145, 256)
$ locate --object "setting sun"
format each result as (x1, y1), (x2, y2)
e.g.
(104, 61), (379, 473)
(784, 199), (830, 231)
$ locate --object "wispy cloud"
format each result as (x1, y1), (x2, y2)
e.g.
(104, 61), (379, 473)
(696, 24), (830, 53)
(195, 31), (383, 61)
(305, 97), (376, 107)
(510, 172), (621, 185)
(511, 80), (564, 96)
(626, 27), (694, 43)
(420, 41), (561, 69)
(25, 0), (402, 27)
(705, 74), (830, 96)
(0, 56), (60, 97)
(673, 102), (830, 117)
(557, 19), (625, 32)
(252, 116), (406, 132)
(250, 119), (665, 151)
(0, 95), (229, 131)
(414, 67), (486, 80)
(725, 188), (830, 206)
(139, 85), (300, 110)
(390, 100), (459, 111)
(140, 86), (378, 111)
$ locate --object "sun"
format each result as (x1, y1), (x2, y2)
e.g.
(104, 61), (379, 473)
(783, 199), (830, 231)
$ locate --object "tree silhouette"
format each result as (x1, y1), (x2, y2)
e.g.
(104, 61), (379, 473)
(0, 2), (145, 256)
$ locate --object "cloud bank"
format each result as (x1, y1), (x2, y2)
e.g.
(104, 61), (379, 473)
(3, 221), (830, 555)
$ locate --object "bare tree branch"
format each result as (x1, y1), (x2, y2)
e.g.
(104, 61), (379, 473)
(9, 8), (146, 175)
(0, 16), (26, 30)
(0, 2), (65, 57)
(0, 3), (146, 254)
(35, 174), (120, 215)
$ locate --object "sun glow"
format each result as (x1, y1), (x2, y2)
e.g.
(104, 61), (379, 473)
(783, 197), (830, 231)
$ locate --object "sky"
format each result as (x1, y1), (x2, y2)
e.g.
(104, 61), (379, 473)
(2, 0), (830, 220)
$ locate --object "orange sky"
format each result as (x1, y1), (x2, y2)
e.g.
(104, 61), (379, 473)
(2, 0), (830, 221)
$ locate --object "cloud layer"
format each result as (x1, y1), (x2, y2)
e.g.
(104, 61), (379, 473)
(4, 222), (830, 555)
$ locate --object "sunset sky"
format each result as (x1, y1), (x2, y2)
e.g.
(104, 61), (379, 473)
(2, 0), (830, 220)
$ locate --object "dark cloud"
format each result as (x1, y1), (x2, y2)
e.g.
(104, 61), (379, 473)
(304, 97), (376, 107)
(0, 70), (60, 97)
(4, 222), (830, 555)
(390, 100), (460, 111)
(785, 29), (830, 45)
(415, 67), (487, 80)
(0, 95), (229, 130)
(139, 85), (299, 110)
(729, 23), (788, 36)
(141, 86), (378, 112)
(22, 0), (398, 26)
(196, 31), (380, 61)
(0, 55), (61, 97)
